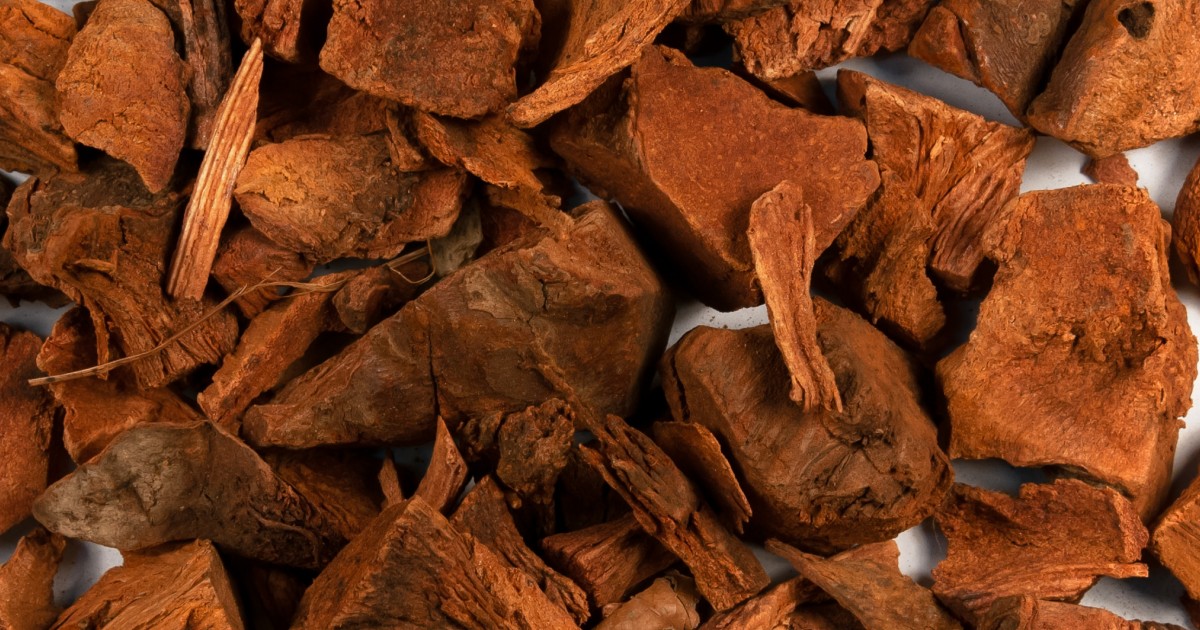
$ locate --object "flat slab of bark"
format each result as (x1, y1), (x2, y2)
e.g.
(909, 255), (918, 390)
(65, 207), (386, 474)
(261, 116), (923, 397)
(0, 324), (54, 534)
(33, 422), (346, 569)
(211, 225), (314, 319)
(580, 414), (769, 611)
(291, 497), (578, 629)
(0, 527), (64, 630)
(768, 539), (962, 630)
(56, 0), (189, 192)
(319, 0), (538, 118)
(596, 574), (701, 630)
(662, 301), (952, 553)
(4, 161), (239, 389)
(977, 595), (1184, 630)
(1085, 153), (1140, 187)
(651, 421), (752, 534)
(937, 185), (1197, 518)
(255, 69), (393, 144)
(933, 480), (1149, 621)
(234, 0), (325, 62)
(829, 70), (1034, 345)
(551, 46), (878, 310)
(1153, 470), (1200, 601)
(243, 202), (672, 448)
(1026, 0), (1200, 157)
(53, 540), (245, 629)
(908, 0), (1084, 117)
(1173, 156), (1200, 286)
(542, 513), (676, 608)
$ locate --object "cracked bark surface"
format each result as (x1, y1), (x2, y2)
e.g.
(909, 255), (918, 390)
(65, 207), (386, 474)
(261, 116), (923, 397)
(542, 514), (677, 608)
(0, 323), (54, 535)
(0, 527), (64, 630)
(1153, 470), (1200, 602)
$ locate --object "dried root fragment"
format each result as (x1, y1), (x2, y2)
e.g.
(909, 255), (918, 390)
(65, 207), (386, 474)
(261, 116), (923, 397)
(542, 514), (677, 608)
(1084, 153), (1140, 187)
(56, 0), (189, 192)
(700, 577), (822, 630)
(651, 421), (751, 534)
(551, 46), (878, 310)
(211, 226), (314, 319)
(291, 497), (578, 629)
(662, 301), (952, 553)
(0, 527), (64, 630)
(0, 324), (54, 534)
(1027, 0), (1200, 157)
(234, 0), (327, 62)
(413, 418), (469, 513)
(1152, 470), (1200, 602)
(767, 539), (962, 630)
(932, 480), (1149, 621)
(261, 447), (384, 541)
(937, 185), (1197, 518)
(977, 595), (1184, 630)
(596, 574), (701, 630)
(1172, 155), (1200, 286)
(54, 540), (245, 629)
(33, 421), (345, 569)
(319, 0), (538, 118)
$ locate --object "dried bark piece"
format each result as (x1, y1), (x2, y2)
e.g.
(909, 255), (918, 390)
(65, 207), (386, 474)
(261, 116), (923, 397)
(319, 0), (538, 118)
(932, 480), (1149, 621)
(453, 477), (591, 624)
(0, 527), (64, 630)
(1168, 158), (1200, 285)
(56, 0), (189, 192)
(1027, 0), (1200, 157)
(378, 456), (406, 507)
(937, 185), (1197, 518)
(727, 0), (935, 80)
(243, 202), (672, 448)
(225, 558), (308, 630)
(0, 324), (54, 534)
(53, 540), (245, 629)
(211, 225), (315, 319)
(255, 70), (393, 144)
(700, 577), (823, 630)
(330, 261), (430, 334)
(234, 0), (327, 62)
(552, 46), (878, 310)
(768, 539), (962, 630)
(977, 596), (1184, 630)
(508, 0), (692, 127)
(262, 448), (384, 541)
(5, 160), (239, 389)
(1152, 470), (1200, 602)
(167, 38), (263, 301)
(542, 514), (676, 607)
(651, 421), (751, 534)
(596, 574), (701, 630)
(908, 0), (1084, 118)
(234, 135), (466, 262)
(415, 112), (549, 191)
(555, 447), (632, 532)
(747, 180), (840, 410)
(1084, 153), (1140, 187)
(662, 301), (952, 553)
(152, 0), (234, 149)
(581, 414), (769, 611)
(0, 0), (75, 80)
(752, 70), (834, 114)
(683, 0), (789, 21)
(34, 421), (345, 569)
(291, 496), (578, 629)
(414, 418), (470, 513)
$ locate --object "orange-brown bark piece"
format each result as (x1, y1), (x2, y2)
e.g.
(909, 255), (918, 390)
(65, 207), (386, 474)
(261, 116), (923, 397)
(908, 0), (1085, 118)
(829, 70), (1034, 345)
(932, 480), (1149, 621)
(0, 527), (64, 630)
(700, 577), (824, 630)
(1152, 470), (1200, 602)
(977, 596), (1185, 630)
(768, 539), (962, 630)
(662, 301), (952, 553)
(551, 46), (878, 310)
(651, 421), (751, 534)
(211, 225), (315, 319)
(1172, 156), (1200, 286)
(415, 112), (549, 192)
(580, 414), (769, 611)
(596, 574), (701, 630)
(414, 418), (469, 513)
(4, 160), (239, 389)
(683, 0), (789, 21)
(261, 447), (384, 541)
(1084, 153), (1140, 187)
(542, 514), (676, 608)
(330, 261), (430, 334)
(378, 456), (406, 507)
(937, 185), (1197, 518)
(34, 422), (346, 569)
(233, 0), (326, 62)
(56, 0), (189, 192)
(0, 0), (74, 80)
(753, 70), (834, 114)
(319, 0), (538, 119)
(0, 324), (54, 534)
(53, 540), (245, 629)
(1027, 0), (1200, 157)
(150, 0), (234, 149)
(291, 496), (578, 629)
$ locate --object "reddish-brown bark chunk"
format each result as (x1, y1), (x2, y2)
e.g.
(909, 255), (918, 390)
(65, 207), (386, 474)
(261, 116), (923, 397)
(1152, 469), (1200, 602)
(1172, 154), (1200, 286)
(0, 527), (64, 630)
(541, 514), (677, 608)
(977, 596), (1184, 630)
(0, 324), (54, 534)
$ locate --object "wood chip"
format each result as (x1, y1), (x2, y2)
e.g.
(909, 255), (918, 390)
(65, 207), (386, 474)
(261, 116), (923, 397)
(596, 574), (701, 630)
(542, 514), (677, 608)
(651, 421), (752, 534)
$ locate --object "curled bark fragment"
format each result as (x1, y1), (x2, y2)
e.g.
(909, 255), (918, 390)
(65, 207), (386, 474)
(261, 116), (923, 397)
(1171, 155), (1200, 286)
(651, 420), (752, 534)
(211, 226), (314, 319)
(977, 595), (1184, 630)
(596, 574), (701, 630)
(1152, 469), (1200, 602)
(1084, 153), (1140, 187)
(542, 514), (677, 608)
(0, 323), (55, 534)
(0, 527), (64, 630)
(413, 418), (469, 513)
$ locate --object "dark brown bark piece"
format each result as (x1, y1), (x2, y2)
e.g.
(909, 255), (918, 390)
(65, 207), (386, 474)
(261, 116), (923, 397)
(233, 0), (326, 62)
(977, 596), (1185, 630)
(1152, 470), (1200, 602)
(1172, 156), (1200, 286)
(226, 558), (308, 630)
(542, 514), (676, 608)
(651, 421), (752, 534)
(413, 418), (469, 513)
(319, 0), (538, 118)
(234, 135), (466, 262)
(580, 414), (769, 611)
(932, 480), (1149, 621)
(1027, 0), (1200, 157)
(261, 447), (384, 541)
(453, 477), (591, 624)
(378, 455), (406, 507)
(937, 185), (1197, 518)
(330, 260), (431, 334)
(243, 202), (672, 448)
(767, 539), (962, 630)
(908, 0), (1085, 118)
(56, 0), (189, 192)
(4, 160), (239, 389)
(551, 46), (878, 310)
(700, 577), (825, 630)
(33, 421), (346, 569)
(0, 324), (54, 534)
(255, 69), (393, 144)
(52, 540), (245, 629)
(290, 497), (578, 629)
(0, 527), (64, 630)
(1084, 153), (1140, 187)
(595, 574), (701, 630)
(211, 225), (315, 319)
(662, 301), (952, 553)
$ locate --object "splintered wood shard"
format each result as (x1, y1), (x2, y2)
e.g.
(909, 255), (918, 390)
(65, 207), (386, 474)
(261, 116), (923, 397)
(167, 38), (263, 301)
(651, 421), (752, 534)
(541, 514), (677, 607)
(413, 418), (469, 513)
(0, 323), (54, 534)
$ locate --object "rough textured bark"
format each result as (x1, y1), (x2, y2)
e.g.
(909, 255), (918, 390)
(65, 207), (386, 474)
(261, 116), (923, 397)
(261, 447), (383, 542)
(937, 185), (1197, 518)
(255, 69), (393, 144)
(0, 527), (64, 630)
(699, 577), (824, 630)
(330, 261), (431, 334)
(596, 575), (701, 630)
(233, 0), (327, 62)
(0, 0), (74, 80)
(683, 0), (789, 21)
(933, 480), (1149, 622)
(33, 422), (346, 569)
(1085, 153), (1140, 187)
(56, 0), (189, 192)
(210, 225), (314, 319)
(414, 418), (470, 513)
(1152, 470), (1200, 602)
(556, 446), (632, 531)
(542, 514), (677, 608)
(0, 177), (63, 306)
(1026, 0), (1200, 157)
(0, 324), (54, 534)
(651, 421), (752, 534)
(977, 596), (1185, 630)
(151, 0), (233, 148)
(551, 46), (878, 310)
(1172, 155), (1200, 286)
(415, 112), (551, 193)
(662, 302), (952, 553)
